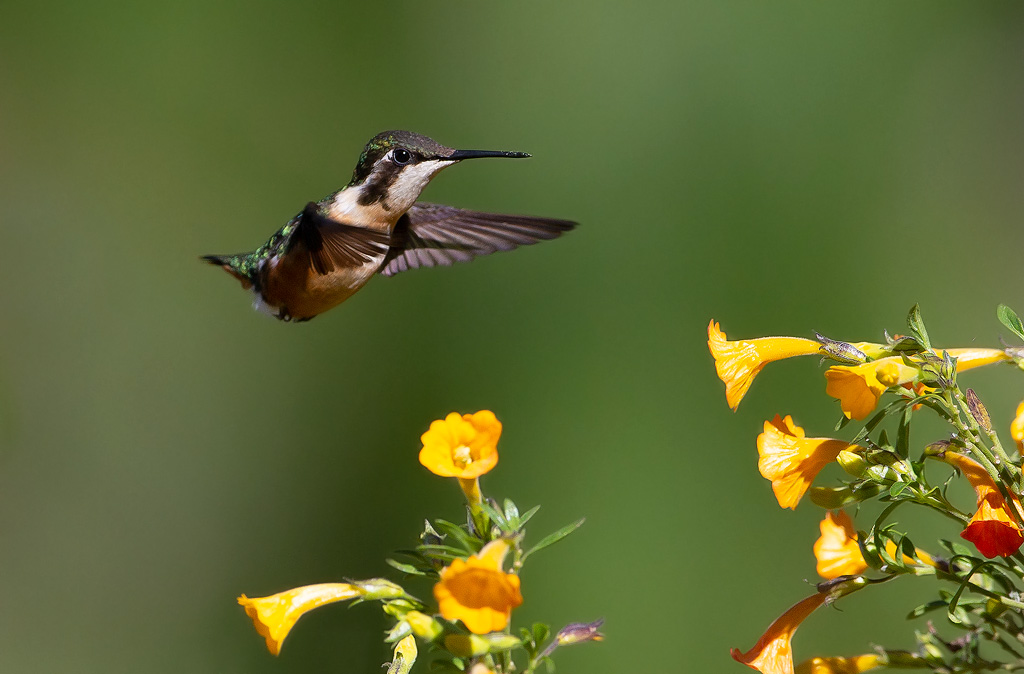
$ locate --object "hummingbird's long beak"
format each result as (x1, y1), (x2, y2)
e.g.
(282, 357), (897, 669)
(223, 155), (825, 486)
(446, 149), (531, 161)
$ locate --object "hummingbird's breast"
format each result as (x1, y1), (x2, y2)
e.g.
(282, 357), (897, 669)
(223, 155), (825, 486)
(258, 249), (385, 321)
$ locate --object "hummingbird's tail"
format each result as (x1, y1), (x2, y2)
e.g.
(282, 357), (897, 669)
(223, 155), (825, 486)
(201, 254), (255, 289)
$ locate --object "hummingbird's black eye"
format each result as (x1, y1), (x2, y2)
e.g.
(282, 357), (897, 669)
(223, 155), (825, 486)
(392, 148), (413, 165)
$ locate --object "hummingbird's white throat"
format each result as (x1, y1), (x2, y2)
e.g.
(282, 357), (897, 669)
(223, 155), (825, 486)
(329, 158), (452, 230)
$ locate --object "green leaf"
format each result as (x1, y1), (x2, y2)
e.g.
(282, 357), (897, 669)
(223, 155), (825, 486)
(522, 518), (585, 561)
(938, 539), (974, 559)
(504, 499), (520, 522)
(907, 304), (931, 349)
(416, 544), (471, 561)
(908, 600), (947, 619)
(833, 414), (852, 433)
(998, 304), (1024, 342)
(518, 505), (541, 527)
(946, 559), (998, 624)
(896, 405), (912, 458)
(809, 483), (884, 508)
(477, 501), (506, 529)
(432, 520), (478, 552)
(850, 401), (905, 446)
(888, 482), (907, 498)
(898, 535), (917, 562)
(385, 558), (429, 576)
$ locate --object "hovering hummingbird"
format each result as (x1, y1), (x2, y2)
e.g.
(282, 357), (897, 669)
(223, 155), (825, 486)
(202, 130), (576, 322)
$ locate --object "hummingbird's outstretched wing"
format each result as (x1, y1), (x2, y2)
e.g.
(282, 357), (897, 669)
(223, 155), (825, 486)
(294, 202), (391, 275)
(378, 203), (575, 277)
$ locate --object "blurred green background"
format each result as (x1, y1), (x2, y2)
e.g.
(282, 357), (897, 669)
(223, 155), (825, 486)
(2, 1), (1023, 672)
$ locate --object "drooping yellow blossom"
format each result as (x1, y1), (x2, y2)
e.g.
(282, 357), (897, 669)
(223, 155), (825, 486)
(757, 416), (860, 509)
(795, 654), (883, 674)
(419, 410), (501, 478)
(940, 452), (1024, 558)
(708, 321), (821, 410)
(731, 592), (828, 674)
(813, 511), (867, 579)
(434, 540), (523, 634)
(238, 583), (362, 655)
(238, 579), (405, 655)
(824, 357), (919, 420)
(1011, 401), (1024, 452)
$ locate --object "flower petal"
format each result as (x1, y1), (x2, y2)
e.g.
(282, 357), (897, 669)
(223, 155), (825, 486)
(419, 411), (501, 478)
(757, 416), (855, 509)
(708, 321), (820, 410)
(238, 583), (361, 655)
(434, 553), (523, 635)
(731, 593), (828, 674)
(813, 511), (867, 580)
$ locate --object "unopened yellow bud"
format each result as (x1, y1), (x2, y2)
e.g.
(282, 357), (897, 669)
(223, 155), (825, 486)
(404, 611), (443, 641)
(837, 450), (869, 478)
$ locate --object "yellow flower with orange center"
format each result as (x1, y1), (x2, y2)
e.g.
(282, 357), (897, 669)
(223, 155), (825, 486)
(813, 511), (867, 579)
(757, 415), (860, 509)
(708, 321), (821, 410)
(420, 410), (501, 503)
(1011, 401), (1024, 452)
(940, 452), (1024, 558)
(420, 410), (501, 478)
(238, 583), (360, 655)
(824, 357), (919, 421)
(795, 654), (883, 674)
(731, 592), (828, 674)
(434, 540), (523, 634)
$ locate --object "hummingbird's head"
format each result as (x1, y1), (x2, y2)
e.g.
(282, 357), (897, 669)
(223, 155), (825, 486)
(347, 130), (529, 214)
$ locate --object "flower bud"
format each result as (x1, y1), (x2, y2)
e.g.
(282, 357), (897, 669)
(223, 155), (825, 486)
(444, 633), (521, 657)
(837, 450), (869, 479)
(556, 619), (605, 646)
(356, 579), (406, 601)
(404, 611), (444, 641)
(385, 621), (412, 642)
(965, 389), (993, 432)
(815, 334), (869, 364)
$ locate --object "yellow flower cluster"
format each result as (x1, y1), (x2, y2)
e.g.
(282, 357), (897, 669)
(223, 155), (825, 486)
(710, 318), (1020, 674)
(238, 410), (528, 664)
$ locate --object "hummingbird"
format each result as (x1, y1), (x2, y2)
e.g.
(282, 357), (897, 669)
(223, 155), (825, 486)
(202, 130), (576, 322)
